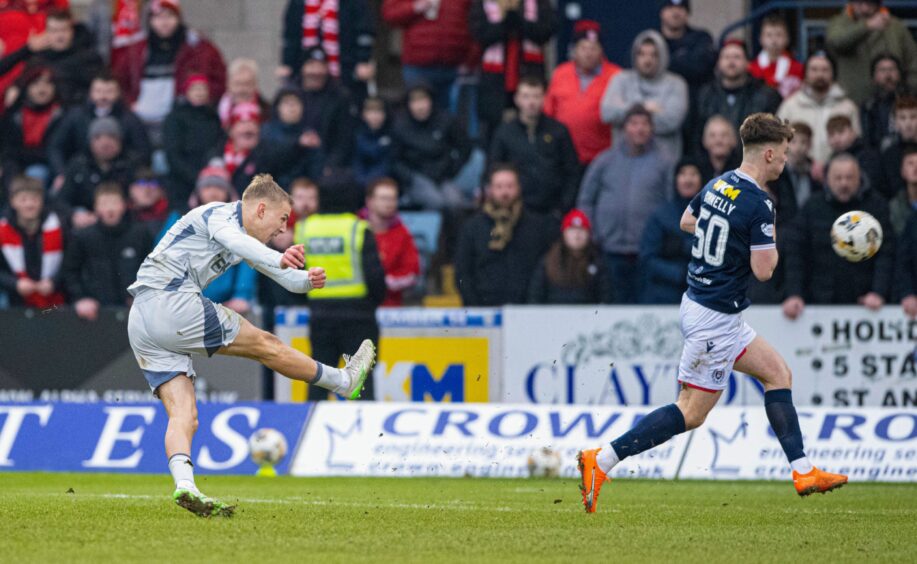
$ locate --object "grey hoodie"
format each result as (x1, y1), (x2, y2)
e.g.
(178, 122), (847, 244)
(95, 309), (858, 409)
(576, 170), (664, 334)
(600, 29), (688, 159)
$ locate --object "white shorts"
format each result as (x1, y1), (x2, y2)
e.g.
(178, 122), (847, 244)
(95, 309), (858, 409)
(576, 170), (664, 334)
(677, 294), (756, 393)
(127, 289), (242, 395)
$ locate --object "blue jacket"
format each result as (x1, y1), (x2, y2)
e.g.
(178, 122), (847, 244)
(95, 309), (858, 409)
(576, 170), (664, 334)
(639, 195), (694, 304)
(352, 121), (394, 185)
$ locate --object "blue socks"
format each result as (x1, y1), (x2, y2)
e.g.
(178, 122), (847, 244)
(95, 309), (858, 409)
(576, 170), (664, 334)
(764, 388), (806, 463)
(610, 403), (686, 461)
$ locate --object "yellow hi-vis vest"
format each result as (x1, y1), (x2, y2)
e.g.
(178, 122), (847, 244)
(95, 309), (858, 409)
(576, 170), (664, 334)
(294, 213), (368, 299)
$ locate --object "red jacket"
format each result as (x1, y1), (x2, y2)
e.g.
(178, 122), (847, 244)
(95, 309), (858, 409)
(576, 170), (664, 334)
(373, 219), (420, 306)
(111, 28), (226, 104)
(382, 0), (472, 67)
(544, 60), (620, 164)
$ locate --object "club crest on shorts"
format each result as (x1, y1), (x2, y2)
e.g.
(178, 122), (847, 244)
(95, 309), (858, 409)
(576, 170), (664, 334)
(711, 369), (726, 384)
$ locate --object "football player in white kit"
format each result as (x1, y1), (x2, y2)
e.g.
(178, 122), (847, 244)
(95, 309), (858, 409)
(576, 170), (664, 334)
(127, 174), (375, 517)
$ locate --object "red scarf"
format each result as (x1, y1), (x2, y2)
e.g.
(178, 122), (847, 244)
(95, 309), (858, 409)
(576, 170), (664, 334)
(21, 104), (58, 148)
(481, 0), (544, 92)
(111, 0), (144, 49)
(0, 211), (65, 309)
(302, 0), (340, 77)
(223, 140), (249, 175)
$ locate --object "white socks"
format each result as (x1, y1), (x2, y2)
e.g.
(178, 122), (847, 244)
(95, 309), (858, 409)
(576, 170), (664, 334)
(168, 453), (197, 492)
(596, 446), (620, 474)
(313, 363), (349, 394)
(790, 456), (814, 474)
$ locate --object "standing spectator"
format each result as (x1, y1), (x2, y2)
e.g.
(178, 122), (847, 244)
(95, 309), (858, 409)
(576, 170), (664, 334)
(544, 20), (620, 165)
(826, 114), (881, 187)
(85, 0), (146, 65)
(280, 0), (376, 102)
(56, 116), (134, 228)
(878, 96), (917, 199)
(0, 176), (65, 308)
(748, 13), (804, 99)
(391, 82), (473, 211)
(577, 105), (671, 303)
(260, 87), (321, 187)
(469, 0), (556, 143)
(777, 51), (861, 163)
(826, 0), (917, 105)
(489, 75), (579, 216)
(363, 177), (420, 306)
(48, 70), (150, 181)
(455, 164), (555, 306)
(528, 208), (609, 304)
(691, 40), (781, 153)
(658, 0), (715, 98)
(0, 65), (62, 184)
(112, 0), (226, 136)
(639, 157), (702, 304)
(127, 168), (169, 238)
(381, 0), (472, 111)
(781, 121), (821, 207)
(217, 58), (270, 130)
(352, 96), (394, 186)
(298, 46), (354, 171)
(890, 144), (917, 236)
(162, 73), (221, 210)
(897, 211), (917, 318)
(861, 53), (905, 149)
(782, 154), (894, 319)
(63, 182), (151, 320)
(0, 8), (103, 108)
(601, 30), (688, 159)
(696, 115), (741, 183)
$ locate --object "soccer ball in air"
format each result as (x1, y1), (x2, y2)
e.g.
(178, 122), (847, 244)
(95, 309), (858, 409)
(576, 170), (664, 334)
(248, 428), (288, 466)
(527, 447), (562, 478)
(830, 211), (883, 262)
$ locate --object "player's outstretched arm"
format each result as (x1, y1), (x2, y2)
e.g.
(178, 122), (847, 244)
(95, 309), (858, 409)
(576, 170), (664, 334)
(250, 263), (325, 294)
(211, 224), (287, 270)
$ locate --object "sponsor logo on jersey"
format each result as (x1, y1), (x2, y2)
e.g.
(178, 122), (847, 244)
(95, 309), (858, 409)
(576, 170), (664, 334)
(712, 179), (741, 201)
(761, 223), (775, 238)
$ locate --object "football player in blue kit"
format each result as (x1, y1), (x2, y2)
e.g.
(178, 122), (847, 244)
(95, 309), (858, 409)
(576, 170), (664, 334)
(577, 113), (847, 513)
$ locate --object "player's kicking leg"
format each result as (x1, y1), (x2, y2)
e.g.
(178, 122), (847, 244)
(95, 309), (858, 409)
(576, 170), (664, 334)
(220, 316), (376, 399)
(157, 376), (235, 517)
(734, 336), (847, 497)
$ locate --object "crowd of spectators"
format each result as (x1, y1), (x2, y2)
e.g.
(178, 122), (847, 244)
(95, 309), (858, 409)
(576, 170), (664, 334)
(2, 0), (917, 320)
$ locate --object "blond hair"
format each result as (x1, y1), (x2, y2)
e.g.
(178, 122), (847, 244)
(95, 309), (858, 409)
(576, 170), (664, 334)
(242, 174), (292, 206)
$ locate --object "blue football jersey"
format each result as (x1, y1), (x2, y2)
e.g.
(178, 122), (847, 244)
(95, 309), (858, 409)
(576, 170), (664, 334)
(685, 169), (776, 313)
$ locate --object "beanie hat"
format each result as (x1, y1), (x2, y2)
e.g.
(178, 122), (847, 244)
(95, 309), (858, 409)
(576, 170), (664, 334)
(88, 116), (123, 141)
(562, 209), (592, 232)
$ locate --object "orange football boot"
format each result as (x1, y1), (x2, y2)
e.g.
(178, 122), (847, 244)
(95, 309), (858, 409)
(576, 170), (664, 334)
(793, 467), (848, 496)
(577, 449), (610, 513)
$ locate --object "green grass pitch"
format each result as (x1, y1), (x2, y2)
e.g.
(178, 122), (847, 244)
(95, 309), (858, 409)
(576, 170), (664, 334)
(1, 472), (915, 563)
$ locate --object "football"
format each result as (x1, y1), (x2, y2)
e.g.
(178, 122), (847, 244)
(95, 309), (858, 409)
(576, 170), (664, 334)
(830, 211), (883, 262)
(248, 428), (288, 466)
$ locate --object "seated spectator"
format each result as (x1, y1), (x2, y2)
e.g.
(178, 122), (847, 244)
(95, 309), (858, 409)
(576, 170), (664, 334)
(0, 175), (66, 308)
(391, 82), (473, 211)
(0, 8), (103, 108)
(455, 164), (555, 305)
(274, 176), (320, 251)
(112, 0), (226, 134)
(529, 208), (609, 304)
(56, 116), (134, 228)
(0, 65), (62, 185)
(861, 53), (905, 150)
(826, 0), (917, 105)
(691, 40), (781, 153)
(783, 154), (894, 319)
(382, 0), (472, 111)
(128, 168), (170, 238)
(782, 121), (820, 206)
(658, 0), (715, 100)
(639, 157), (701, 304)
(577, 105), (671, 303)
(63, 182), (152, 320)
(298, 46), (354, 171)
(0, 0), (69, 97)
(897, 212), (917, 318)
(777, 51), (861, 163)
(162, 73), (222, 210)
(696, 115), (741, 183)
(261, 87), (320, 187)
(280, 0), (375, 102)
(489, 75), (579, 216)
(890, 144), (917, 236)
(48, 70), (150, 182)
(826, 114), (881, 187)
(361, 178), (420, 306)
(469, 0), (556, 143)
(601, 30), (688, 159)
(218, 58), (270, 130)
(352, 96), (394, 186)
(158, 163), (237, 242)
(878, 96), (917, 199)
(544, 20), (620, 165)
(749, 13), (804, 99)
